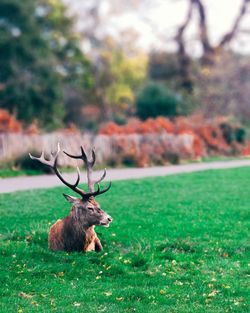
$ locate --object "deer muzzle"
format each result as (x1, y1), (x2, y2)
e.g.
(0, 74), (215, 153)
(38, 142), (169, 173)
(100, 214), (113, 227)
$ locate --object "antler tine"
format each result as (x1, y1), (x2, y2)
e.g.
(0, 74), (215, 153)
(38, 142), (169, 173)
(63, 146), (112, 198)
(53, 162), (81, 192)
(82, 183), (100, 199)
(29, 143), (60, 168)
(90, 149), (96, 167)
(64, 146), (96, 192)
(64, 146), (93, 167)
(30, 144), (86, 198)
(95, 181), (112, 197)
(95, 168), (107, 184)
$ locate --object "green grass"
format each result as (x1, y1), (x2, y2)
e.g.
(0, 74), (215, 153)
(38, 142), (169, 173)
(0, 168), (44, 178)
(0, 168), (249, 313)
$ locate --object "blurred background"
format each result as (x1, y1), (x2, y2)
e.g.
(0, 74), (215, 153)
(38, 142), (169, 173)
(1, 0), (250, 176)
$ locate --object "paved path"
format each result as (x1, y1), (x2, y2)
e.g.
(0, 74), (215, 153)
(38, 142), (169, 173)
(1, 159), (250, 194)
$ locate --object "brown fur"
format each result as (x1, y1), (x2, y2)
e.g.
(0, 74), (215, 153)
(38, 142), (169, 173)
(48, 196), (112, 252)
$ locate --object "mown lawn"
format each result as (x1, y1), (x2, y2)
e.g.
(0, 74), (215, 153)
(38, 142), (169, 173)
(0, 168), (249, 313)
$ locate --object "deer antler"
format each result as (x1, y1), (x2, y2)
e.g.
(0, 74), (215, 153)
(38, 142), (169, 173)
(64, 146), (111, 195)
(29, 143), (101, 199)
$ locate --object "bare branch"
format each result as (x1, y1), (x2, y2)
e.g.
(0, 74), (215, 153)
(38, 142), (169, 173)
(175, 0), (194, 92)
(192, 0), (213, 52)
(218, 0), (250, 48)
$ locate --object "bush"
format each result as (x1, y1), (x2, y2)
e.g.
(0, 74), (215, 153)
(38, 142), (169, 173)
(235, 127), (246, 144)
(220, 123), (234, 144)
(136, 83), (184, 120)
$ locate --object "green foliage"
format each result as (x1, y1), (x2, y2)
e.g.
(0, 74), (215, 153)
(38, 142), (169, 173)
(106, 51), (147, 110)
(136, 82), (184, 120)
(89, 48), (147, 121)
(0, 168), (249, 312)
(220, 123), (246, 145)
(0, 0), (91, 130)
(235, 127), (246, 144)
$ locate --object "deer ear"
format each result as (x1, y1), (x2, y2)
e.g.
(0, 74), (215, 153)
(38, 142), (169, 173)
(63, 193), (78, 203)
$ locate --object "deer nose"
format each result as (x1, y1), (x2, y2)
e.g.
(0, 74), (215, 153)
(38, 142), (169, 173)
(107, 217), (112, 222)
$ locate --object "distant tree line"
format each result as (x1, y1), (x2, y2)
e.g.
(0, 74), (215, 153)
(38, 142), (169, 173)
(1, 0), (250, 131)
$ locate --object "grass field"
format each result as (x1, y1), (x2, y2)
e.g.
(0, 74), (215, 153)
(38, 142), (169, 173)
(0, 168), (249, 312)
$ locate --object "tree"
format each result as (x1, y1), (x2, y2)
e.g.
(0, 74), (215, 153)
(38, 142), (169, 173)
(191, 0), (250, 65)
(0, 0), (91, 130)
(105, 49), (148, 118)
(82, 42), (147, 123)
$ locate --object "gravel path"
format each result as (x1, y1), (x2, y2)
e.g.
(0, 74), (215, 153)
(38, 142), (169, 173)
(1, 159), (250, 194)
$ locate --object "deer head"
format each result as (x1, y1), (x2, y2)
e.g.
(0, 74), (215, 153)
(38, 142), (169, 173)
(29, 144), (112, 228)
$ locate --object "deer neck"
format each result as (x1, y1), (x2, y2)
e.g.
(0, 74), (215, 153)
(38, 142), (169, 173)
(67, 212), (94, 234)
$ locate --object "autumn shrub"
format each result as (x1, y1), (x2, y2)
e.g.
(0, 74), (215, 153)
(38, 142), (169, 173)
(98, 115), (249, 166)
(0, 109), (22, 133)
(0, 109), (43, 134)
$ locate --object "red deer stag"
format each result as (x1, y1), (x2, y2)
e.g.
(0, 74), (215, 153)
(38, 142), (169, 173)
(29, 144), (112, 252)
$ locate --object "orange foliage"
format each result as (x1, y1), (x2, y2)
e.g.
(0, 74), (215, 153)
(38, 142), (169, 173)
(60, 123), (80, 135)
(241, 141), (250, 156)
(99, 115), (249, 160)
(81, 105), (101, 119)
(0, 109), (22, 133)
(25, 120), (40, 135)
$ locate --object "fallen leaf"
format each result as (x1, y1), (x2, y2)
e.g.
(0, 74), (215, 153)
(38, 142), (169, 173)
(25, 235), (32, 242)
(175, 280), (183, 286)
(57, 272), (64, 277)
(208, 290), (219, 297)
(31, 300), (38, 306)
(18, 292), (33, 299)
(116, 297), (124, 301)
(222, 284), (231, 289)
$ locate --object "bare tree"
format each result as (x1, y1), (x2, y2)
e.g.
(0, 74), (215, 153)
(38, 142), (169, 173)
(192, 0), (250, 64)
(175, 0), (194, 92)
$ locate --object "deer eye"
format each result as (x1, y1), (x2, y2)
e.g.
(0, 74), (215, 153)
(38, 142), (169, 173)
(87, 207), (94, 211)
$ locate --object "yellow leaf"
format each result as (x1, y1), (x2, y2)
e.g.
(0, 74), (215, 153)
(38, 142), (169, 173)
(208, 290), (219, 297)
(160, 289), (166, 295)
(57, 272), (64, 277)
(116, 297), (124, 301)
(222, 284), (231, 289)
(18, 292), (32, 299)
